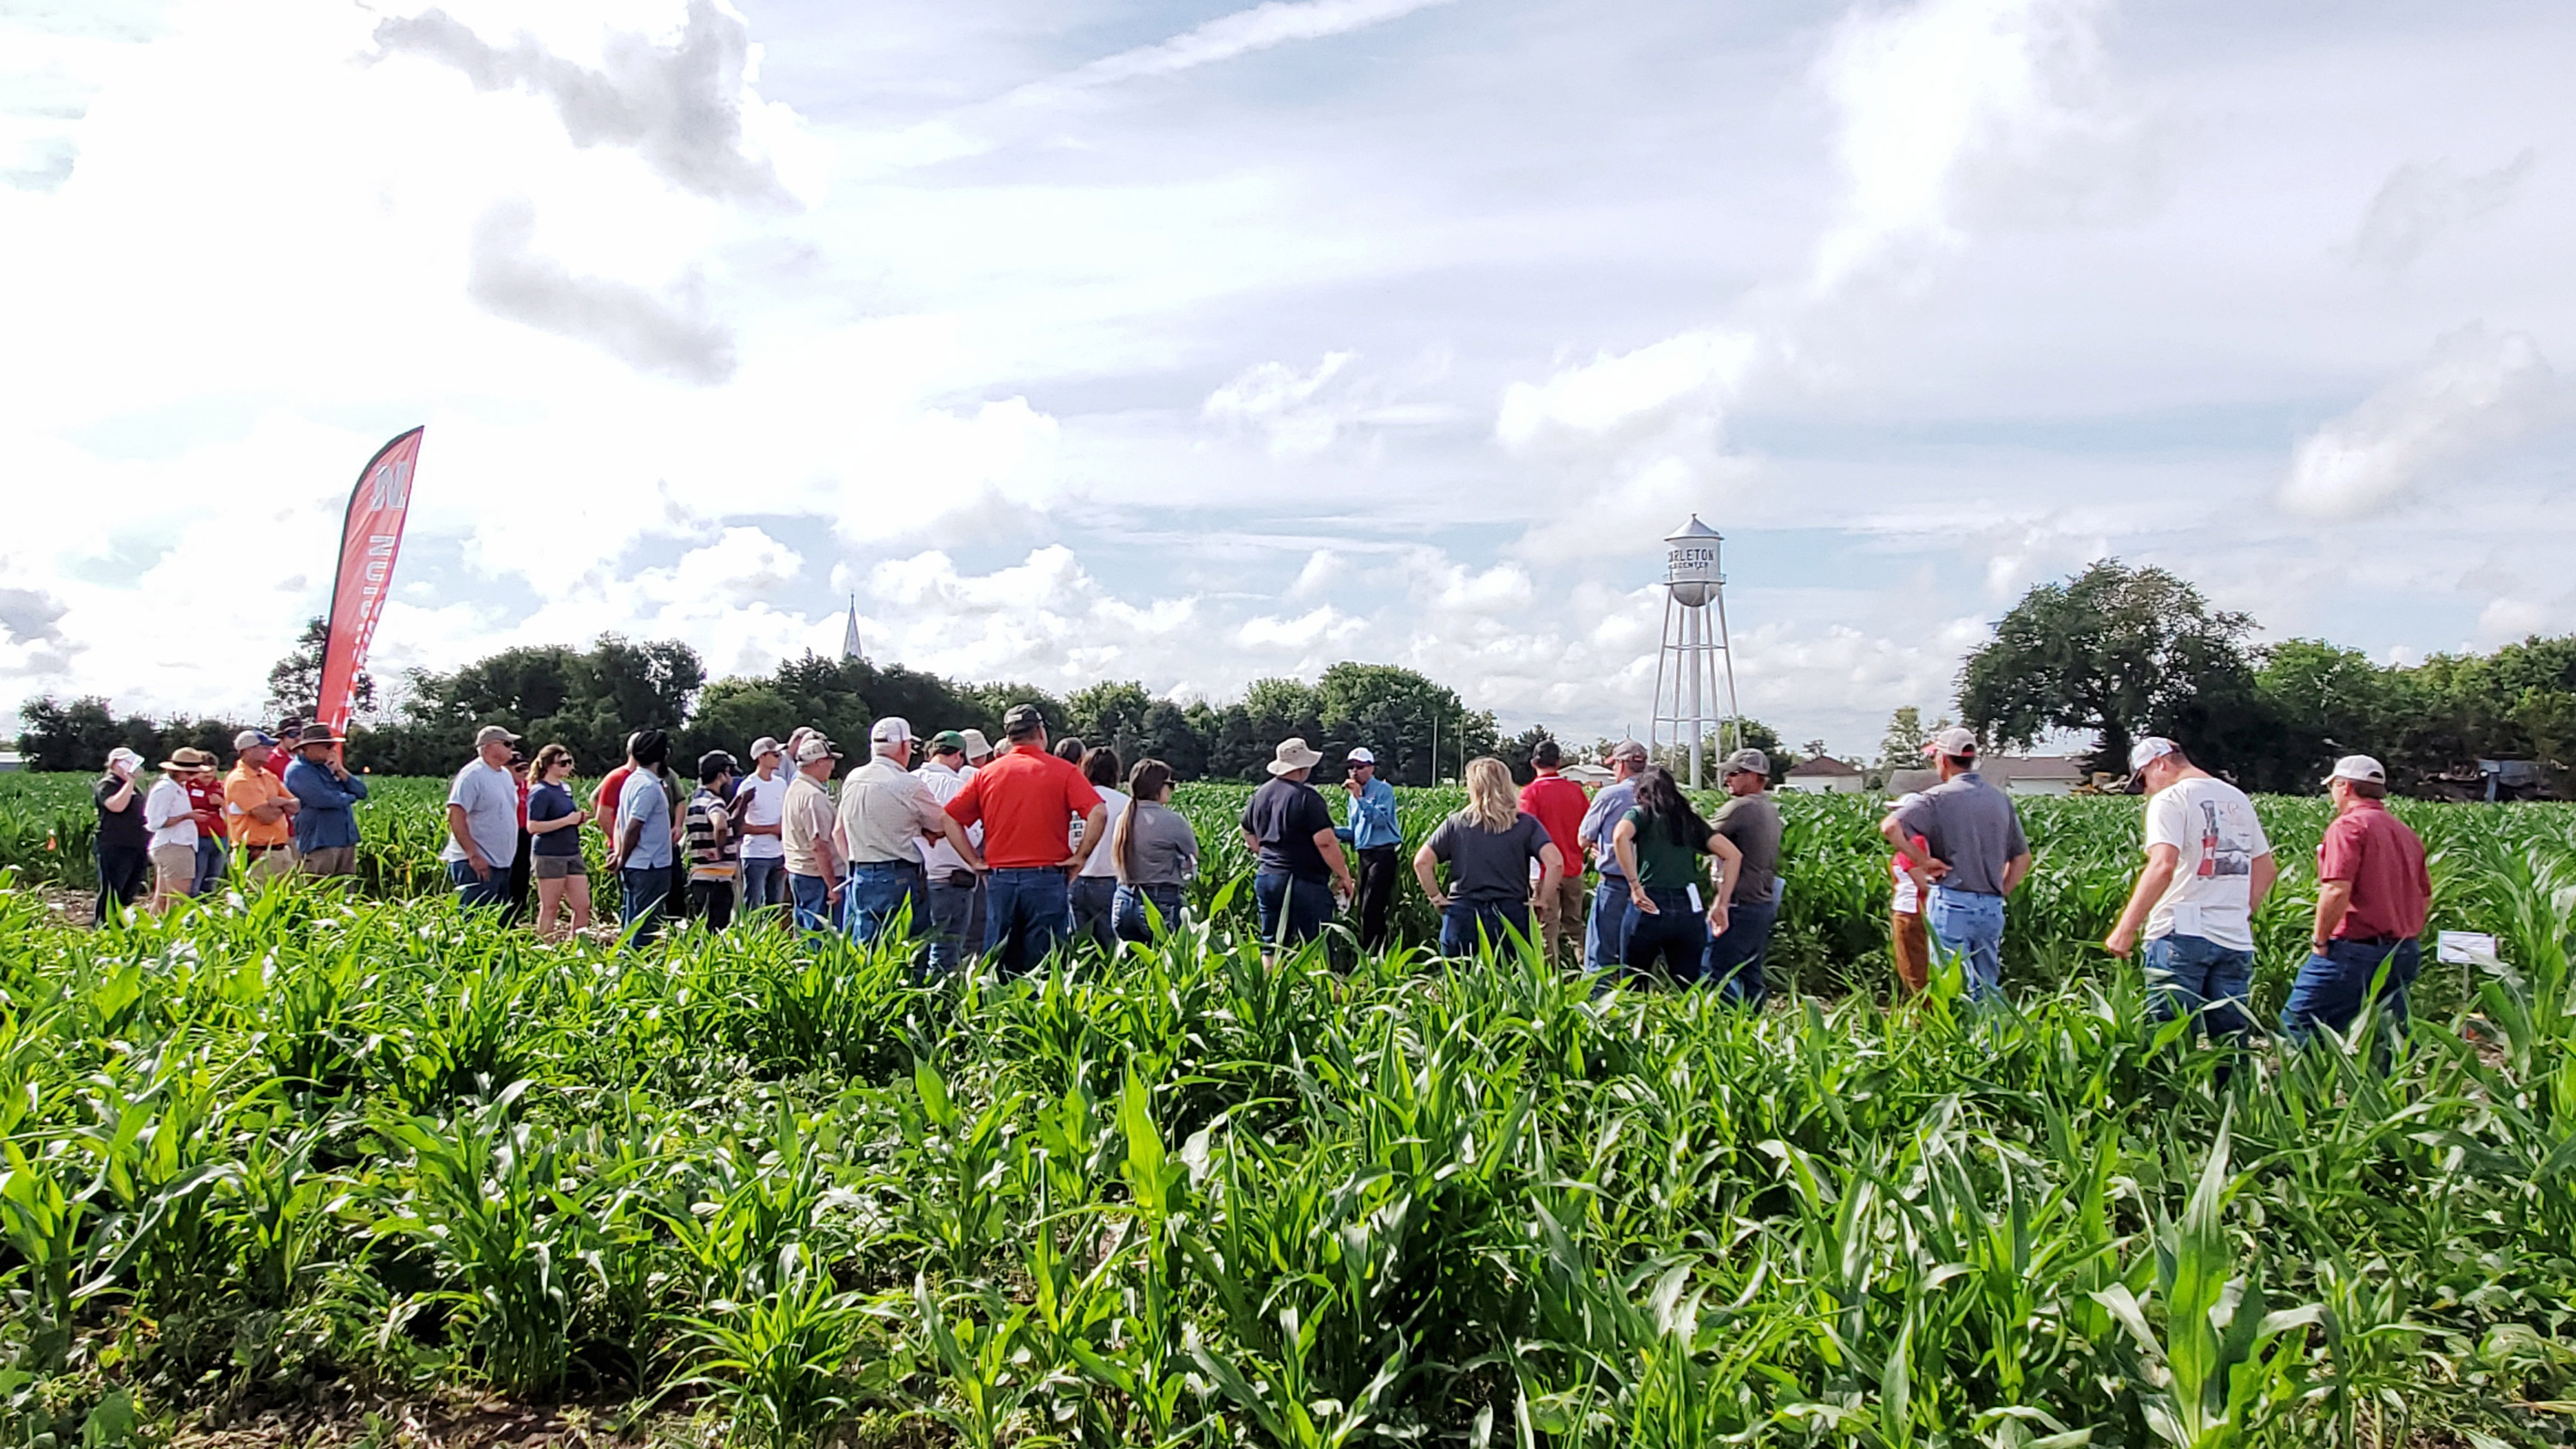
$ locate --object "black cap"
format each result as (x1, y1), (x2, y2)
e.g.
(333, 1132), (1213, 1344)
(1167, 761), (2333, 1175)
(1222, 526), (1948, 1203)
(699, 750), (738, 782)
(1002, 703), (1045, 734)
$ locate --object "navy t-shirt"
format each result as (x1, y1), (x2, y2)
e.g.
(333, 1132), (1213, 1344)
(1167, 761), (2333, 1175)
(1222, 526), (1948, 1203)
(1241, 776), (1334, 880)
(527, 781), (583, 857)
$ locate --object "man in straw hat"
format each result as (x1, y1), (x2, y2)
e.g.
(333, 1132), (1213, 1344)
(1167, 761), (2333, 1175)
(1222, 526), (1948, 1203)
(2279, 753), (2429, 1053)
(944, 703), (1105, 976)
(283, 723), (369, 880)
(1238, 736), (1354, 958)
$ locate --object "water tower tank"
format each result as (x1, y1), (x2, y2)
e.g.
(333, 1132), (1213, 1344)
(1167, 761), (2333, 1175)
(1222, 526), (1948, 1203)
(1665, 514), (1722, 607)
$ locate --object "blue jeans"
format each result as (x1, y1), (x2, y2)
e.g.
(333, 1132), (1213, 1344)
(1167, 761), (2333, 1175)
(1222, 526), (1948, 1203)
(1439, 898), (1530, 959)
(986, 868), (1072, 977)
(926, 876), (985, 975)
(741, 855), (787, 914)
(1254, 872), (1334, 950)
(191, 837), (228, 894)
(1114, 883), (1187, 942)
(620, 865), (669, 947)
(1926, 887), (2006, 1000)
(1702, 888), (1779, 1007)
(2142, 933), (2256, 1043)
(2281, 936), (2421, 1047)
(845, 860), (927, 947)
(1071, 874), (1118, 951)
(1619, 886), (1703, 981)
(448, 857), (512, 910)
(789, 871), (835, 932)
(1585, 878), (1630, 974)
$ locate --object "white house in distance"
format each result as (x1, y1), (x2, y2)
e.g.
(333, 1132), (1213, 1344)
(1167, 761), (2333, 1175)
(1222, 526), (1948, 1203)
(1782, 755), (1867, 794)
(1880, 756), (2090, 797)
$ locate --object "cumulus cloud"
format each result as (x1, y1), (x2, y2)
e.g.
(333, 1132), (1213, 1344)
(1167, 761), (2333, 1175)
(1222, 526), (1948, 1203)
(2347, 150), (2537, 271)
(1811, 0), (2151, 292)
(2280, 323), (2565, 519)
(371, 0), (793, 204)
(1024, 0), (1461, 98)
(1202, 351), (1453, 457)
(1496, 330), (1755, 453)
(0, 582), (76, 676)
(466, 198), (737, 384)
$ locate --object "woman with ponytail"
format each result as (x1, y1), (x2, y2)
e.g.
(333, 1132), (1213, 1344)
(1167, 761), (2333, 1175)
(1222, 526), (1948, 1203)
(1110, 758), (1197, 942)
(1610, 765), (1742, 983)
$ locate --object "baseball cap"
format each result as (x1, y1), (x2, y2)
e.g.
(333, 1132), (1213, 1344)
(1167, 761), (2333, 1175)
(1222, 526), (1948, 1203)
(2129, 737), (2179, 771)
(928, 729), (968, 754)
(957, 728), (993, 758)
(474, 724), (521, 749)
(1921, 727), (1978, 759)
(748, 735), (784, 760)
(2326, 754), (2386, 785)
(1722, 747), (1769, 777)
(1608, 740), (1649, 764)
(1001, 703), (1045, 734)
(1346, 746), (1376, 764)
(869, 716), (915, 746)
(699, 750), (738, 781)
(794, 735), (844, 765)
(234, 728), (276, 751)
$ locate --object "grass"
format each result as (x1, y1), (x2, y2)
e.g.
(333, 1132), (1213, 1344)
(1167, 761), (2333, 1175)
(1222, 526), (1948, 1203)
(1, 776), (2573, 1445)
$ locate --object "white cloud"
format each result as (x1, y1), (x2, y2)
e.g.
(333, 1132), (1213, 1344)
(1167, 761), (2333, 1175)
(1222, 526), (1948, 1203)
(1026, 0), (1462, 97)
(1496, 330), (1755, 453)
(2280, 323), (2565, 520)
(1810, 0), (2149, 292)
(2348, 150), (2537, 271)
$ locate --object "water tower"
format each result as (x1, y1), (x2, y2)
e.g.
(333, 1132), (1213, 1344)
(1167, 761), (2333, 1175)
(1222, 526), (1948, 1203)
(1649, 514), (1742, 788)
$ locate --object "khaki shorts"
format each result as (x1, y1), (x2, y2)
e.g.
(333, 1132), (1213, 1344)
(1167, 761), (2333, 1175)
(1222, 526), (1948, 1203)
(151, 843), (197, 895)
(300, 845), (358, 877)
(533, 855), (586, 880)
(240, 844), (297, 880)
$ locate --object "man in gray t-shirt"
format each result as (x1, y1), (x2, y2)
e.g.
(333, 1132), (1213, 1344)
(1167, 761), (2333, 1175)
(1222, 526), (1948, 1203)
(1879, 728), (2032, 1000)
(1703, 749), (1783, 1006)
(441, 724), (523, 910)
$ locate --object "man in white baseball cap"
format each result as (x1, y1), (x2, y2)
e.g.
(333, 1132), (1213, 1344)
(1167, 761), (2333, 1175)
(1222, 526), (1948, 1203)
(2103, 737), (2275, 1068)
(733, 737), (791, 913)
(839, 716), (984, 957)
(1334, 746), (1401, 951)
(781, 734), (847, 930)
(2280, 753), (2429, 1053)
(1577, 740), (1651, 973)
(1880, 727), (2031, 1001)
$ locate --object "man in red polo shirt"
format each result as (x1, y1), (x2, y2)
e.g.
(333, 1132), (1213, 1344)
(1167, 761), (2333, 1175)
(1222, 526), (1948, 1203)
(944, 703), (1106, 977)
(2279, 754), (2430, 1050)
(1516, 739), (1590, 970)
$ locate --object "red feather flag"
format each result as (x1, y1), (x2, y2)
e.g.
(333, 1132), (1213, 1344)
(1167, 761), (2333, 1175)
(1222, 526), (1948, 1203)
(316, 428), (423, 737)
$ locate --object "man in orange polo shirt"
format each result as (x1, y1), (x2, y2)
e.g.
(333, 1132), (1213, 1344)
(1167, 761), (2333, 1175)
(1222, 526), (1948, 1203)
(223, 729), (301, 880)
(944, 703), (1106, 977)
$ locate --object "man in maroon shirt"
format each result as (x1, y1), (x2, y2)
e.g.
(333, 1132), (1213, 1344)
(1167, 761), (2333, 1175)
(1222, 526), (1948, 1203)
(1516, 739), (1590, 970)
(2279, 754), (2431, 1050)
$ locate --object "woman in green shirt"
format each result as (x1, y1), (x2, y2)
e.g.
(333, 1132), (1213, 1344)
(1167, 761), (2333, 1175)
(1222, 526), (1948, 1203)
(1610, 766), (1741, 983)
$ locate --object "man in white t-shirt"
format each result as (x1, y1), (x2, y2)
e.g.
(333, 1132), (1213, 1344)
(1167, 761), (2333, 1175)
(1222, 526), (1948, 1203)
(734, 736), (791, 913)
(2105, 737), (2277, 1051)
(914, 730), (986, 974)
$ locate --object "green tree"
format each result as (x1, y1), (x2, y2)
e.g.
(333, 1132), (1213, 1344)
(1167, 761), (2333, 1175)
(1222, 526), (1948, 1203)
(1959, 561), (2258, 776)
(1065, 681), (1156, 770)
(1312, 662), (1493, 787)
(265, 614), (374, 722)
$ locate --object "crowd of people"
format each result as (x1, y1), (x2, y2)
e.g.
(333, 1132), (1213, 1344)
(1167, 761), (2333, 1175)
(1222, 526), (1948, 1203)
(86, 703), (2432, 1048)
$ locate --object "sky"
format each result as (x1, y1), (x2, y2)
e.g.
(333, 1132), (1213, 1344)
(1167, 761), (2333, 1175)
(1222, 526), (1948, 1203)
(2, 0), (2571, 759)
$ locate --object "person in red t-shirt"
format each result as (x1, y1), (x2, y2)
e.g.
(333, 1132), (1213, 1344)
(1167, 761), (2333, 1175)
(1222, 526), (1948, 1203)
(594, 732), (641, 837)
(182, 752), (232, 893)
(2279, 754), (2431, 1050)
(944, 703), (1103, 977)
(1516, 740), (1591, 970)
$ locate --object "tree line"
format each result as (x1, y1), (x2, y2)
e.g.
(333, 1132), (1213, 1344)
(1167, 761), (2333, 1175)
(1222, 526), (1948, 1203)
(1952, 561), (2576, 796)
(15, 635), (1507, 787)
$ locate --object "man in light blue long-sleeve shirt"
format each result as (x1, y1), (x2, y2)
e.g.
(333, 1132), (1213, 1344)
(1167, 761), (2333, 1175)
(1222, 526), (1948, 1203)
(1334, 746), (1402, 951)
(281, 724), (368, 879)
(1576, 740), (1649, 972)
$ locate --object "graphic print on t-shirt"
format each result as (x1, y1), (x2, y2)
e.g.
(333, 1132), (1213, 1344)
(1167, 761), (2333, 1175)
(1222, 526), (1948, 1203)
(2195, 799), (2254, 880)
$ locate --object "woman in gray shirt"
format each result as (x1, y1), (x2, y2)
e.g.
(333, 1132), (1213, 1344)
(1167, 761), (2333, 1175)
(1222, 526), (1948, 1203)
(1111, 759), (1199, 942)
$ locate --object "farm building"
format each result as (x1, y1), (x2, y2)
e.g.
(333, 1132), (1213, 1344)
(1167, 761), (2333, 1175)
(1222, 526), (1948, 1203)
(1984, 755), (2088, 796)
(1783, 754), (1867, 794)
